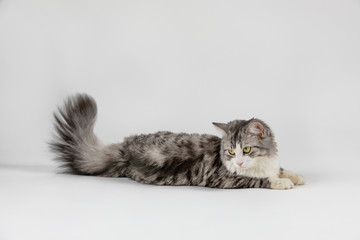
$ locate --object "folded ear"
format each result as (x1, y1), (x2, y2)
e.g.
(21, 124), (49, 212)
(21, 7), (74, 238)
(212, 122), (228, 136)
(246, 121), (265, 138)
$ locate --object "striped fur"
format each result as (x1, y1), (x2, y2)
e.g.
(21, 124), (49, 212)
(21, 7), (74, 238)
(49, 94), (304, 189)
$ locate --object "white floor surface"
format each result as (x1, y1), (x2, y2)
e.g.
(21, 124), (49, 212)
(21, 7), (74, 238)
(1, 163), (359, 240)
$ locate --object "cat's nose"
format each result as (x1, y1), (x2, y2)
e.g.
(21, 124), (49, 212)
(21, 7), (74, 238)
(237, 162), (243, 167)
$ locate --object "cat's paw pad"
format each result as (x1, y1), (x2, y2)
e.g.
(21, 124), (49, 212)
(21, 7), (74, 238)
(270, 178), (294, 190)
(292, 174), (305, 186)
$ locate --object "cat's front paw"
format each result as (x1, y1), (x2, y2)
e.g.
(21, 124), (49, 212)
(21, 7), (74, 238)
(269, 178), (294, 190)
(291, 174), (305, 186)
(279, 170), (306, 186)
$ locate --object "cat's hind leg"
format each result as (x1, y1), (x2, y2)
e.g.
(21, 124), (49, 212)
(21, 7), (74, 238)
(279, 169), (305, 186)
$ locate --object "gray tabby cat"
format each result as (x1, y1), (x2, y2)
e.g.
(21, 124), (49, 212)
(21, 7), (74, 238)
(50, 94), (305, 190)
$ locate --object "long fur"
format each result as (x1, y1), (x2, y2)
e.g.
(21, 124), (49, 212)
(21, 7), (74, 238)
(49, 94), (305, 189)
(49, 94), (118, 175)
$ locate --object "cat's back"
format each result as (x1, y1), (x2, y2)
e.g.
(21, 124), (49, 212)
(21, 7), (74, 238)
(122, 131), (221, 161)
(120, 131), (222, 185)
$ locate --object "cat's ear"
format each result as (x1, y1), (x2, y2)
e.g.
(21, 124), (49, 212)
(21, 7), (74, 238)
(246, 121), (265, 139)
(212, 122), (228, 136)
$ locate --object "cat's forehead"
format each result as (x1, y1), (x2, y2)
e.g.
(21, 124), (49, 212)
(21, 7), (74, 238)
(224, 133), (258, 147)
(226, 120), (250, 144)
(220, 122), (248, 146)
(227, 120), (247, 131)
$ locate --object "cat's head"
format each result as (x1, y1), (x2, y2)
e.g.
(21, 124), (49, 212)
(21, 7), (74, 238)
(213, 118), (278, 171)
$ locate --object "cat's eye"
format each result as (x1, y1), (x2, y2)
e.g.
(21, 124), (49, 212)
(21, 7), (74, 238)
(243, 147), (251, 153)
(228, 149), (235, 155)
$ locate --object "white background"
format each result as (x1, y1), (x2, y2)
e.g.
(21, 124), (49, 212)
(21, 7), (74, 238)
(1, 0), (360, 239)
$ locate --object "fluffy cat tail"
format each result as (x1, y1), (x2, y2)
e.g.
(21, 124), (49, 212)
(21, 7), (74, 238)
(49, 94), (119, 175)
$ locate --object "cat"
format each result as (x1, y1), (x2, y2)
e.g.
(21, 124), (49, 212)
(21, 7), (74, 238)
(49, 94), (305, 190)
